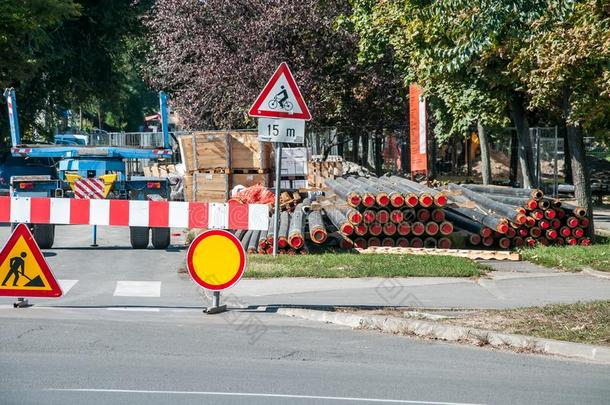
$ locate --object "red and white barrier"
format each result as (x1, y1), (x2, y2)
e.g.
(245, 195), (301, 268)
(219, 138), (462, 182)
(0, 197), (269, 230)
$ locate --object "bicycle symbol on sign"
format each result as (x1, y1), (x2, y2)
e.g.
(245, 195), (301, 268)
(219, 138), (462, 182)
(268, 85), (294, 112)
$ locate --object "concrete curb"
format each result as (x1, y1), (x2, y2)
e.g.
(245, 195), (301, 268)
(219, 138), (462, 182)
(582, 267), (610, 280)
(277, 308), (610, 364)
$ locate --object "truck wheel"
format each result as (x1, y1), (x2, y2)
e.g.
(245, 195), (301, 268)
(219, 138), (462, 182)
(151, 227), (171, 249)
(130, 226), (150, 249)
(33, 224), (55, 249)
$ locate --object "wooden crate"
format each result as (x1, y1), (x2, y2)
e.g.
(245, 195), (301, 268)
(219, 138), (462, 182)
(179, 132), (230, 172)
(307, 161), (343, 188)
(179, 131), (270, 173)
(183, 173), (229, 202)
(230, 131), (270, 170)
(232, 173), (269, 188)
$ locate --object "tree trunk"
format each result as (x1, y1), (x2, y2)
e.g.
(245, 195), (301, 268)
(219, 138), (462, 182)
(477, 122), (492, 185)
(361, 132), (369, 169)
(374, 133), (383, 176)
(351, 133), (359, 163)
(561, 124), (573, 183)
(563, 89), (594, 237)
(509, 130), (519, 186)
(510, 94), (535, 188)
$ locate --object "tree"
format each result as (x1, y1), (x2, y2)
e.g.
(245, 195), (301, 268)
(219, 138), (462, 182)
(511, 0), (610, 233)
(143, 0), (406, 148)
(348, 0), (573, 187)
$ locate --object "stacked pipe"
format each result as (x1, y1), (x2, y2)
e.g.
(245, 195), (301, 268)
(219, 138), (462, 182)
(447, 184), (592, 248)
(325, 177), (453, 249)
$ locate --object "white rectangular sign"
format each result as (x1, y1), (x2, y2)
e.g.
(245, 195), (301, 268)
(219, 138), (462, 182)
(258, 118), (305, 143)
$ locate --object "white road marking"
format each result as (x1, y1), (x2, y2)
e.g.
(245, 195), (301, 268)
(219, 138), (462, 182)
(58, 279), (78, 294)
(113, 281), (161, 298)
(107, 307), (160, 312)
(44, 389), (486, 405)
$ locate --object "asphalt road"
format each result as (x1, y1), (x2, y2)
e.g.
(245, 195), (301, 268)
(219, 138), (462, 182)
(0, 224), (609, 404)
(1, 307), (609, 405)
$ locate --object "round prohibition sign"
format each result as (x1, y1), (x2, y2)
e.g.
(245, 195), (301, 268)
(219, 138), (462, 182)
(186, 229), (246, 291)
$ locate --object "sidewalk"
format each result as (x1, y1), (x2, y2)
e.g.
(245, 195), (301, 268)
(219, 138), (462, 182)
(594, 206), (610, 235)
(229, 261), (610, 309)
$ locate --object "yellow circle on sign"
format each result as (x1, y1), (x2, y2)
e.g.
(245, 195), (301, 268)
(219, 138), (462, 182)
(187, 230), (246, 290)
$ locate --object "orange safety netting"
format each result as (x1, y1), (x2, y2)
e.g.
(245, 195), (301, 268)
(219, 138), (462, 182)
(230, 185), (275, 205)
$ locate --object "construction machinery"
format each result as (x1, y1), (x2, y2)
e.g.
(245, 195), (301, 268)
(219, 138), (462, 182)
(3, 89), (173, 249)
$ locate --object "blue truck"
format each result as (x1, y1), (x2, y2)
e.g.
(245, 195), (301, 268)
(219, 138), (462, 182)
(3, 89), (173, 249)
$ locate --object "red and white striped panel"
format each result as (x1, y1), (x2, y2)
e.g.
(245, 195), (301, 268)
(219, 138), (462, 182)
(74, 178), (105, 199)
(0, 197), (269, 230)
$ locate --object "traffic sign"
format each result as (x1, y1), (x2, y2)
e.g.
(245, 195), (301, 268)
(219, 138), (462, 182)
(258, 118), (305, 143)
(0, 224), (62, 298)
(248, 62), (312, 120)
(187, 229), (246, 291)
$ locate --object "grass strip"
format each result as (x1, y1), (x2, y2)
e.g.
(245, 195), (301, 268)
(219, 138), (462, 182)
(245, 253), (485, 278)
(442, 300), (610, 346)
(520, 236), (610, 272)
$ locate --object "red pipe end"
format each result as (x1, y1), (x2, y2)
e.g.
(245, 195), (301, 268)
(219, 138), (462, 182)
(382, 238), (394, 247)
(410, 237), (423, 248)
(526, 217), (536, 227)
(513, 237), (524, 247)
(368, 237), (381, 247)
(412, 222), (425, 236)
(349, 195), (361, 207)
(363, 195), (375, 207)
(580, 218), (590, 228)
(567, 217), (579, 228)
(545, 209), (556, 219)
(421, 195), (433, 207)
(440, 222), (453, 235)
(407, 195), (419, 207)
(532, 210), (544, 220)
(551, 219), (561, 229)
(438, 237), (451, 249)
(539, 219), (550, 230)
(546, 229), (558, 240)
(369, 223), (383, 236)
(554, 237), (564, 246)
(378, 195), (390, 207)
(425, 222), (439, 236)
(417, 209), (431, 222)
(355, 224), (368, 236)
(340, 240), (354, 250)
(566, 237), (577, 246)
(383, 223), (396, 236)
(538, 238), (549, 246)
(560, 226), (572, 237)
(470, 234), (481, 245)
(278, 238), (288, 248)
(341, 224), (354, 236)
(499, 238), (511, 249)
(482, 237), (494, 247)
(376, 210), (390, 224)
(435, 194), (448, 207)
(525, 237), (536, 247)
(481, 227), (493, 238)
(391, 195), (404, 207)
(519, 228), (529, 237)
(530, 227), (542, 238)
(311, 229), (327, 243)
(432, 209), (445, 222)
(497, 223), (509, 234)
(398, 223), (411, 236)
(573, 228), (584, 238)
(349, 212), (363, 224)
(516, 213), (527, 225)
(580, 237), (591, 246)
(265, 247), (273, 254)
(527, 200), (538, 210)
(506, 227), (516, 238)
(391, 210), (403, 223)
(289, 236), (304, 249)
(557, 209), (566, 219)
(363, 210), (376, 224)
(354, 238), (367, 249)
(396, 238), (409, 247)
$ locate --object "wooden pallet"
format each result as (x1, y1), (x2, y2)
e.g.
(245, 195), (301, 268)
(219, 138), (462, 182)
(195, 167), (270, 175)
(355, 246), (521, 261)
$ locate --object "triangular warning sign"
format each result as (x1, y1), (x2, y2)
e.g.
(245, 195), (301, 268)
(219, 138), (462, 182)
(0, 224), (62, 297)
(248, 62), (312, 120)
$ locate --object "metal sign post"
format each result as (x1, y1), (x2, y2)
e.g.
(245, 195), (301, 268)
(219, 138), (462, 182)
(272, 142), (282, 257)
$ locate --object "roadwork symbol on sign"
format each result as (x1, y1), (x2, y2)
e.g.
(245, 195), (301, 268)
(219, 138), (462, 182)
(187, 229), (246, 291)
(248, 62), (312, 120)
(0, 224), (62, 297)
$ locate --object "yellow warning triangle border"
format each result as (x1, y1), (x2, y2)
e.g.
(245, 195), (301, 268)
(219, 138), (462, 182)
(0, 224), (62, 298)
